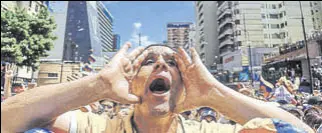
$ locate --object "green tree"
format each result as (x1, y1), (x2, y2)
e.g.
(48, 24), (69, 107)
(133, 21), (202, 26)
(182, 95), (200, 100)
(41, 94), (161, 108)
(1, 6), (57, 71)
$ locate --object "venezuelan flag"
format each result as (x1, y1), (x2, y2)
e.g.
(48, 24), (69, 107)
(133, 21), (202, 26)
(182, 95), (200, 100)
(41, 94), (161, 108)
(259, 76), (275, 98)
(83, 64), (93, 72)
(88, 54), (96, 63)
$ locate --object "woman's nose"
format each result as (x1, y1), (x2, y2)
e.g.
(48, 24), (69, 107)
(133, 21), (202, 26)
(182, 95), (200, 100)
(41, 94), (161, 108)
(154, 57), (168, 71)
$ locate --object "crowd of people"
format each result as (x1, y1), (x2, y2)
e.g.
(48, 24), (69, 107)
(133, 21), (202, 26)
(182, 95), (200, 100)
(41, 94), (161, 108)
(63, 74), (321, 132)
(1, 44), (321, 133)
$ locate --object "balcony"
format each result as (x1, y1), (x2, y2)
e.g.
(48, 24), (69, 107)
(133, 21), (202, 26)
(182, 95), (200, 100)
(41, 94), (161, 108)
(217, 9), (232, 20)
(218, 18), (233, 29)
(219, 37), (234, 49)
(218, 28), (233, 39)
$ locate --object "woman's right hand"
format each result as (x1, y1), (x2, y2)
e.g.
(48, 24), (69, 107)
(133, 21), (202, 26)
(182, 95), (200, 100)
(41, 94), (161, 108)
(97, 42), (149, 104)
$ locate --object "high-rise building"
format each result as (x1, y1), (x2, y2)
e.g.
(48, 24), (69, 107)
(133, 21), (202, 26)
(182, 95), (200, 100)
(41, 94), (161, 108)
(1, 1), (46, 13)
(186, 24), (196, 55)
(43, 1), (114, 67)
(310, 1), (322, 30)
(167, 22), (193, 50)
(195, 1), (219, 69)
(217, 1), (317, 69)
(112, 34), (121, 51)
(37, 1), (114, 85)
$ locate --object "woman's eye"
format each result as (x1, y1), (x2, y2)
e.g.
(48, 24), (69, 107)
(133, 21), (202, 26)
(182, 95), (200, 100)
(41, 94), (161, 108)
(144, 59), (154, 65)
(167, 60), (176, 66)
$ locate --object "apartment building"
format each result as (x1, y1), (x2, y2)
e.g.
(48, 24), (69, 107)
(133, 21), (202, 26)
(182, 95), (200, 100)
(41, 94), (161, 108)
(1, 1), (46, 13)
(195, 1), (219, 69)
(310, 1), (322, 30)
(167, 22), (193, 51)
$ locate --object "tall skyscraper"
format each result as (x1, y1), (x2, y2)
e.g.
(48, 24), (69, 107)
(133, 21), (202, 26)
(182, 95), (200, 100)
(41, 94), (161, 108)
(113, 34), (121, 51)
(195, 1), (219, 69)
(43, 1), (114, 67)
(167, 22), (193, 51)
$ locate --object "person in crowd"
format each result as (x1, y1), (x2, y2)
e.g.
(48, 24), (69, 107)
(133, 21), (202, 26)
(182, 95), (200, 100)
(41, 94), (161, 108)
(273, 77), (297, 105)
(180, 110), (192, 120)
(3, 63), (16, 100)
(1, 43), (314, 133)
(303, 106), (322, 132)
(200, 109), (216, 123)
(100, 100), (117, 119)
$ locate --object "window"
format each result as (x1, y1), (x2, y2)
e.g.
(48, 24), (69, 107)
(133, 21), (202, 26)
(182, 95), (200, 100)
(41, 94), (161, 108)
(281, 23), (284, 28)
(198, 4), (203, 12)
(48, 73), (58, 77)
(199, 13), (203, 20)
(271, 24), (279, 29)
(261, 14), (266, 19)
(263, 24), (267, 28)
(199, 20), (204, 26)
(311, 10), (314, 15)
(264, 34), (268, 38)
(35, 5), (39, 12)
(234, 9), (240, 14)
(312, 18), (315, 22)
(316, 10), (319, 13)
(283, 11), (286, 16)
(279, 13), (283, 18)
(278, 4), (282, 8)
(314, 2), (318, 5)
(29, 1), (33, 8)
(272, 33), (280, 39)
(235, 20), (240, 24)
(285, 21), (287, 26)
(280, 32), (285, 39)
(269, 14), (279, 19)
(310, 2), (313, 7)
(272, 4), (276, 9)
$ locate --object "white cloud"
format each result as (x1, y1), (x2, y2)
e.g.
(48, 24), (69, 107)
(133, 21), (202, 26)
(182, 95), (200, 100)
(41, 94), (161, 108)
(128, 22), (156, 47)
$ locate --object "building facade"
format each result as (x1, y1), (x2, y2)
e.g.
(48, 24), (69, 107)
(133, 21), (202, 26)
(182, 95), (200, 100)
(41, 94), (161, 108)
(167, 22), (193, 50)
(216, 1), (318, 71)
(113, 34), (121, 51)
(1, 1), (46, 13)
(310, 1), (322, 30)
(43, 1), (114, 67)
(195, 1), (219, 69)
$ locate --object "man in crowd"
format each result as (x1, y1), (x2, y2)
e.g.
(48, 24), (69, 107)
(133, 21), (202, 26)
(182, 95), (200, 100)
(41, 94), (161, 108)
(100, 100), (117, 119)
(1, 43), (314, 133)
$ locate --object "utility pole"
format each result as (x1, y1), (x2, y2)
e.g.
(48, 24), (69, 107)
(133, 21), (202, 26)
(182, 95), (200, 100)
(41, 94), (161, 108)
(139, 33), (141, 46)
(299, 1), (314, 93)
(243, 13), (254, 86)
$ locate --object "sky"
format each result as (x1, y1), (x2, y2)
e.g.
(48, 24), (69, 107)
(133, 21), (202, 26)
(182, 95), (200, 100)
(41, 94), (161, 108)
(103, 1), (195, 48)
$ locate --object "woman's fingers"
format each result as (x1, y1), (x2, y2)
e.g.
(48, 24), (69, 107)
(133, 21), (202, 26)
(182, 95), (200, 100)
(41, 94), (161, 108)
(174, 54), (187, 73)
(117, 42), (132, 56)
(190, 48), (202, 64)
(128, 46), (144, 61)
(178, 47), (192, 66)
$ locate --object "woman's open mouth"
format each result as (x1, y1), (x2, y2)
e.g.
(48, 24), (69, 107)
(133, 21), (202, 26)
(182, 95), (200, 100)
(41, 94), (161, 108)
(149, 78), (170, 94)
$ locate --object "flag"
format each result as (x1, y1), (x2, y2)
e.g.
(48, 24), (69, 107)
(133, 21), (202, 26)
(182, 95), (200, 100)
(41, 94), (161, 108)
(260, 76), (275, 99)
(88, 54), (96, 63)
(83, 64), (93, 72)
